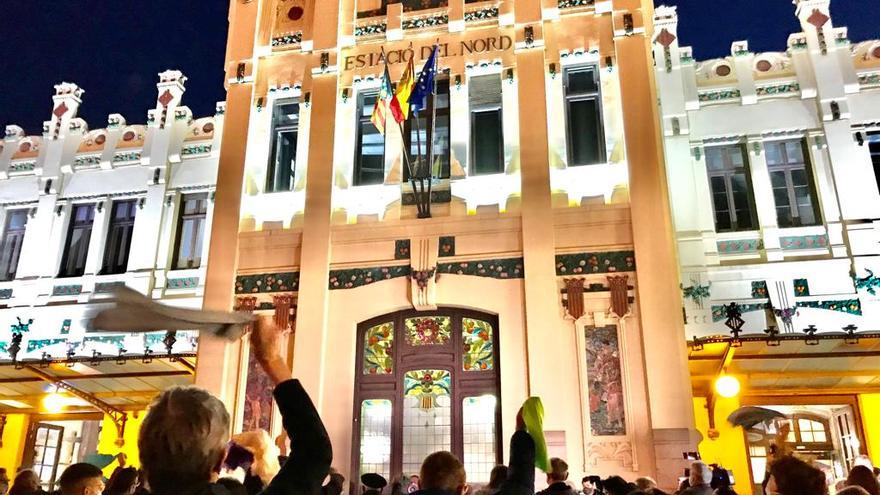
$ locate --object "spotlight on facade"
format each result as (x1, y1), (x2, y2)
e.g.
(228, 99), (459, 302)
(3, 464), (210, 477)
(43, 391), (65, 413)
(714, 375), (740, 399)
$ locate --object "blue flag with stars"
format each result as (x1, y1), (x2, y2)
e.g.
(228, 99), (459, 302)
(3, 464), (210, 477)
(408, 45), (438, 116)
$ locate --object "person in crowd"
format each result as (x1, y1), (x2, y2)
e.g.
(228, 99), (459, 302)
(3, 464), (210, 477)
(408, 476), (421, 494)
(104, 467), (138, 495)
(57, 463), (105, 495)
(497, 407), (536, 495)
(846, 465), (880, 495)
(475, 466), (508, 495)
(0, 468), (10, 495)
(411, 452), (467, 495)
(580, 476), (600, 495)
(536, 458), (576, 495)
(216, 478), (249, 495)
(709, 467), (735, 495)
(138, 315), (333, 495)
(765, 455), (826, 495)
(837, 487), (870, 495)
(634, 477), (656, 493)
(680, 462), (713, 495)
(8, 470), (44, 495)
(601, 476), (634, 495)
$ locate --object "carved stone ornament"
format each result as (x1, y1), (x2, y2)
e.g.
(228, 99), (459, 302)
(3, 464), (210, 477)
(409, 237), (440, 311)
(585, 440), (634, 469)
(608, 275), (630, 318)
(563, 278), (586, 320)
(273, 294), (295, 331)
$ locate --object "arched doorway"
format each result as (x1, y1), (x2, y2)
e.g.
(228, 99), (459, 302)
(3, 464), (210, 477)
(351, 308), (501, 486)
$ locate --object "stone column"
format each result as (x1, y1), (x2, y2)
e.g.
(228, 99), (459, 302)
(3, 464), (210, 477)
(613, 0), (697, 488)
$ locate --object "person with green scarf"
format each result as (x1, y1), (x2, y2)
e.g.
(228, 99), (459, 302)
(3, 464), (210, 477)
(497, 398), (548, 495)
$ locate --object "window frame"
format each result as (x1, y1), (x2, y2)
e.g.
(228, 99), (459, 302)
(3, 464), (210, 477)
(764, 139), (822, 228)
(705, 144), (759, 233)
(58, 203), (96, 278)
(101, 199), (138, 275)
(403, 77), (452, 181)
(171, 193), (209, 270)
(562, 65), (606, 167)
(354, 90), (387, 187)
(469, 74), (505, 176)
(351, 308), (501, 485)
(266, 100), (300, 193)
(0, 209), (29, 281)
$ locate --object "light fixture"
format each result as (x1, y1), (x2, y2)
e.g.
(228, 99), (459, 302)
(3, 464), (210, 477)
(714, 375), (741, 399)
(43, 389), (65, 414)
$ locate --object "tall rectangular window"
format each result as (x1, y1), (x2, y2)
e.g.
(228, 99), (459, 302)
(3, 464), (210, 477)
(563, 66), (604, 166)
(266, 101), (299, 192)
(172, 193), (208, 270)
(0, 210), (28, 281)
(59, 204), (96, 278)
(868, 131), (880, 196)
(101, 200), (137, 275)
(765, 139), (821, 228)
(469, 75), (504, 175)
(354, 91), (386, 186)
(705, 144), (757, 232)
(404, 78), (451, 180)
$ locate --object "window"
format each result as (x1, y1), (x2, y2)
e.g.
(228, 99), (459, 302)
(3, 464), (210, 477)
(705, 145), (757, 232)
(0, 210), (28, 281)
(101, 200), (137, 274)
(765, 140), (821, 228)
(267, 101), (300, 192)
(355, 91), (386, 186)
(866, 131), (880, 198)
(59, 204), (96, 278)
(172, 193), (208, 270)
(563, 66), (605, 166)
(28, 423), (64, 491)
(469, 75), (504, 175)
(404, 78), (451, 180)
(353, 310), (499, 483)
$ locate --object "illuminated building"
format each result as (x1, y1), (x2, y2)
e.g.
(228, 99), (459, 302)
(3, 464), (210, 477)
(0, 71), (221, 488)
(654, 1), (880, 492)
(199, 0), (695, 490)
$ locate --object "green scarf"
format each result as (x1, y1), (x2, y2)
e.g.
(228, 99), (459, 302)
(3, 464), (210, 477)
(522, 397), (549, 472)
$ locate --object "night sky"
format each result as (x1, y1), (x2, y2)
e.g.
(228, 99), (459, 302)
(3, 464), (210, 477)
(0, 1), (876, 135)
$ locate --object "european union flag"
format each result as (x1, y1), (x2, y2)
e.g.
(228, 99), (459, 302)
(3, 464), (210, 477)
(408, 45), (438, 116)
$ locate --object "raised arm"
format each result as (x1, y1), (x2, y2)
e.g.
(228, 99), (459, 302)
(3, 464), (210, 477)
(499, 408), (535, 495)
(251, 316), (333, 495)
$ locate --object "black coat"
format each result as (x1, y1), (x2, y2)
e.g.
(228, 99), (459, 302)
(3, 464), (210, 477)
(535, 482), (576, 495)
(497, 430), (535, 495)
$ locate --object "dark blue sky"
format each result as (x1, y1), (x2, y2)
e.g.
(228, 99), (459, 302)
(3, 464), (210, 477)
(0, 1), (876, 135)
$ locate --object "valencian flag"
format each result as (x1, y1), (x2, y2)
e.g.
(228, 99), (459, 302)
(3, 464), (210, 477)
(390, 56), (415, 123)
(370, 63), (394, 135)
(408, 44), (439, 116)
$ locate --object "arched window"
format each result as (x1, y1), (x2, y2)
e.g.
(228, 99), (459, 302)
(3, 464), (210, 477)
(352, 309), (501, 485)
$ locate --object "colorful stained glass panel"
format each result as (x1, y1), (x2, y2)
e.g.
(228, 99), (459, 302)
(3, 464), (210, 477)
(405, 316), (451, 346)
(359, 399), (392, 480)
(462, 317), (494, 371)
(363, 322), (394, 375)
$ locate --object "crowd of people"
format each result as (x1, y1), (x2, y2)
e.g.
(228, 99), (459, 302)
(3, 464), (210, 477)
(2, 316), (879, 495)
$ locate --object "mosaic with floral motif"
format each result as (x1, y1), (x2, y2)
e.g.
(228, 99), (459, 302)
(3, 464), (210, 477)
(751, 281), (768, 298)
(555, 251), (635, 275)
(585, 325), (626, 436)
(437, 258), (524, 279)
(364, 322), (394, 375)
(404, 369), (451, 409)
(462, 318), (493, 371)
(794, 278), (810, 297)
(235, 271), (300, 294)
(405, 316), (451, 346)
(796, 299), (861, 316)
(329, 265), (411, 289)
(779, 235), (828, 250)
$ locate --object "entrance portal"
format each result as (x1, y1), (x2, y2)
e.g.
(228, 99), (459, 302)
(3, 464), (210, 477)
(351, 309), (500, 486)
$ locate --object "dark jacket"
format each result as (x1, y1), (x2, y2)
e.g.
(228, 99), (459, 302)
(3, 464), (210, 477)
(535, 482), (576, 495)
(498, 430), (536, 495)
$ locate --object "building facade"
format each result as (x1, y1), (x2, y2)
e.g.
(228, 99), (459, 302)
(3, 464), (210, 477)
(654, 1), (880, 493)
(0, 71), (221, 489)
(197, 0), (697, 491)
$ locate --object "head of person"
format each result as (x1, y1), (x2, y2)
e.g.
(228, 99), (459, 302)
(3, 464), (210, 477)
(216, 478), (248, 495)
(138, 386), (230, 495)
(58, 463), (105, 495)
(419, 452), (466, 495)
(10, 470), (40, 495)
(710, 467), (731, 489)
(581, 476), (598, 495)
(766, 455), (826, 495)
(688, 461), (711, 487)
(0, 468), (10, 495)
(105, 467), (138, 495)
(838, 487), (871, 495)
(634, 477), (656, 491)
(603, 476), (634, 495)
(546, 458), (568, 485)
(847, 465), (880, 495)
(487, 465), (508, 490)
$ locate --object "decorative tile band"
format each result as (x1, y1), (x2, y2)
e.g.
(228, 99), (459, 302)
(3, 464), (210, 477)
(9, 161), (36, 172)
(355, 23), (387, 36)
(438, 258), (524, 279)
(0, 288), (11, 299)
(751, 280), (768, 299)
(271, 32), (303, 47)
(439, 236), (455, 257)
(83, 335), (125, 348)
(395, 239), (411, 260)
(95, 281), (125, 294)
(796, 298), (861, 316)
(794, 278), (810, 297)
(113, 151), (141, 163)
(167, 277), (200, 289)
(27, 338), (67, 353)
(464, 6), (499, 21)
(558, 0), (593, 8)
(756, 82), (800, 97)
(329, 266), (411, 289)
(712, 302), (769, 322)
(780, 234), (828, 250)
(717, 239), (761, 254)
(235, 271), (300, 294)
(181, 144), (212, 157)
(859, 73), (880, 87)
(698, 88), (742, 103)
(74, 155), (102, 168)
(52, 284), (83, 296)
(402, 14), (449, 30)
(555, 251), (636, 275)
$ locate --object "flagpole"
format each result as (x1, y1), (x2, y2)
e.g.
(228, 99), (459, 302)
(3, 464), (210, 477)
(425, 41), (439, 217)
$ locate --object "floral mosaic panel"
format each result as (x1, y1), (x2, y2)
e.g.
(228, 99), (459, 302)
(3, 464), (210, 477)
(439, 236), (455, 257)
(0, 289), (12, 299)
(26, 338), (67, 353)
(405, 316), (451, 346)
(555, 251), (635, 275)
(751, 281), (768, 299)
(437, 258), (524, 279)
(794, 278), (810, 297)
(329, 265), (411, 290)
(167, 277), (199, 289)
(363, 322), (395, 375)
(779, 235), (828, 250)
(462, 318), (493, 371)
(404, 369), (452, 401)
(585, 325), (626, 436)
(235, 271), (300, 293)
(94, 281), (125, 294)
(395, 239), (411, 260)
(83, 335), (125, 348)
(60, 319), (71, 335)
(717, 239), (761, 254)
(796, 299), (861, 316)
(52, 284), (83, 296)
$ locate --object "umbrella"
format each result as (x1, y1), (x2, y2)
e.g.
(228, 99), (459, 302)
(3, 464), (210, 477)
(727, 406), (786, 429)
(361, 473), (388, 490)
(82, 453), (116, 469)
